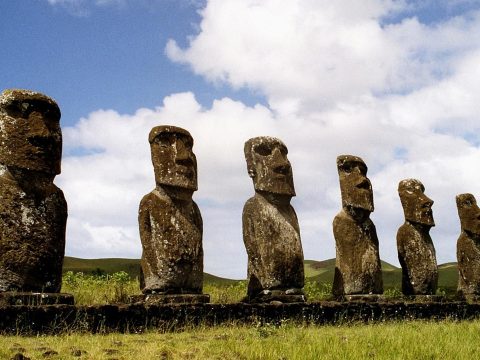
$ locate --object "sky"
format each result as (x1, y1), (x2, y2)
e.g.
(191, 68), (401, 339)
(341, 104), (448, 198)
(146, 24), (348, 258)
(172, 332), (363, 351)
(2, 0), (480, 279)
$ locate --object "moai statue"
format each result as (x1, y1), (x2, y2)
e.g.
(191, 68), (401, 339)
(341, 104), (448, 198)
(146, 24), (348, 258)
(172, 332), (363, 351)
(332, 155), (383, 298)
(0, 89), (70, 304)
(138, 125), (208, 304)
(397, 179), (438, 296)
(242, 136), (305, 303)
(456, 193), (480, 301)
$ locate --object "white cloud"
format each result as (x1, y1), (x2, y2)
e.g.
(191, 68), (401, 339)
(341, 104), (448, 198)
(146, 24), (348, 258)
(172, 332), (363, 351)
(166, 0), (480, 115)
(59, 0), (480, 278)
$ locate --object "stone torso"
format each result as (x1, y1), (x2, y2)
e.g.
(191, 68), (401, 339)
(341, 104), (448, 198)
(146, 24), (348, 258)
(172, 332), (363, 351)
(242, 194), (304, 297)
(139, 189), (203, 294)
(332, 209), (383, 296)
(397, 222), (437, 295)
(0, 177), (67, 292)
(457, 232), (480, 297)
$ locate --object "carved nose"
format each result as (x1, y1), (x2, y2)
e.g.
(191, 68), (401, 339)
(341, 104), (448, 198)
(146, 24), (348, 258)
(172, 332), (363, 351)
(356, 179), (371, 190)
(272, 148), (290, 173)
(271, 147), (286, 163)
(175, 140), (189, 160)
(352, 166), (363, 174)
(30, 112), (52, 137)
(421, 195), (434, 207)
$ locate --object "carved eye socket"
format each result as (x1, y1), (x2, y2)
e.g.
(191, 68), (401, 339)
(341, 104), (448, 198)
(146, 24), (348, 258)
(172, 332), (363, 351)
(4, 103), (24, 118)
(254, 144), (272, 156)
(154, 134), (174, 147)
(341, 162), (353, 173)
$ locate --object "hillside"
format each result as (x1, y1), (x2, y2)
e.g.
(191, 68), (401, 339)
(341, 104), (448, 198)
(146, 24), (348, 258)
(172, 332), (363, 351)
(63, 257), (458, 291)
(63, 256), (237, 285)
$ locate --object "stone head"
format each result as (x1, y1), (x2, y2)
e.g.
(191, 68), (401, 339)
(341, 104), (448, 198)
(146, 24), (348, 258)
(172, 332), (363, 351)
(244, 136), (295, 196)
(398, 179), (434, 227)
(337, 155), (374, 213)
(0, 89), (62, 175)
(149, 125), (197, 191)
(456, 193), (480, 236)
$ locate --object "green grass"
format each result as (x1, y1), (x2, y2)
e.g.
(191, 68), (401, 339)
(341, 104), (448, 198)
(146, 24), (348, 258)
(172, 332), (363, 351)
(61, 272), (332, 305)
(63, 257), (460, 302)
(63, 256), (239, 285)
(1, 320), (480, 359)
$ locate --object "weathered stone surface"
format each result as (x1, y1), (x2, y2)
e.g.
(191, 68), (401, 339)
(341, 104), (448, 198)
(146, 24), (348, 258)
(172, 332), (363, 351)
(0, 292), (73, 306)
(456, 193), (480, 299)
(397, 179), (438, 295)
(130, 293), (210, 305)
(245, 290), (306, 304)
(342, 295), (386, 302)
(0, 89), (67, 293)
(402, 295), (445, 303)
(242, 137), (304, 303)
(1, 301), (480, 335)
(333, 155), (383, 297)
(139, 125), (204, 295)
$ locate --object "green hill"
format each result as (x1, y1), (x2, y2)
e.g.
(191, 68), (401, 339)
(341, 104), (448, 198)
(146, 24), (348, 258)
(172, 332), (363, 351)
(304, 259), (402, 290)
(63, 256), (237, 285)
(63, 256), (459, 291)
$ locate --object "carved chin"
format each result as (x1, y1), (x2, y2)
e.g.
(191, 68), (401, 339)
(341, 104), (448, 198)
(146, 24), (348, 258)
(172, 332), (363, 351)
(343, 195), (374, 212)
(405, 210), (434, 226)
(155, 174), (197, 190)
(2, 155), (60, 175)
(254, 177), (295, 196)
(463, 223), (480, 236)
(418, 216), (435, 227)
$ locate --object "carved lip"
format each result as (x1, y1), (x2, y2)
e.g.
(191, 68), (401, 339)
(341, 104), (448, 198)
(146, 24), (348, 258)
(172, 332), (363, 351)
(175, 164), (195, 177)
(27, 136), (57, 154)
(422, 209), (433, 218)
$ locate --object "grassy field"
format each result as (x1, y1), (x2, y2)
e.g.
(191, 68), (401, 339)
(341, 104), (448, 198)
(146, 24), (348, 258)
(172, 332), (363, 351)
(0, 259), (468, 359)
(61, 271), (333, 305)
(63, 256), (460, 301)
(1, 320), (479, 359)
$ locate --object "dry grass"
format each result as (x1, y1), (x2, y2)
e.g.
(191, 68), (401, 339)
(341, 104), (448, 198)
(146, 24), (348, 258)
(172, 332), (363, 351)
(1, 320), (479, 359)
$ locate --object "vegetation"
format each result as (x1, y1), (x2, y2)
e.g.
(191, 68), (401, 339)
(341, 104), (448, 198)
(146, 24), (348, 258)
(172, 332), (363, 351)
(62, 271), (137, 305)
(62, 257), (460, 304)
(2, 320), (480, 359)
(61, 272), (334, 305)
(0, 258), (467, 358)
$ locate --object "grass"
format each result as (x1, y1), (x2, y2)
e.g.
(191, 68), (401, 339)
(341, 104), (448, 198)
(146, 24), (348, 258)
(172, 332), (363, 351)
(61, 272), (333, 305)
(64, 257), (460, 295)
(3, 262), (472, 359)
(1, 320), (480, 359)
(61, 257), (460, 305)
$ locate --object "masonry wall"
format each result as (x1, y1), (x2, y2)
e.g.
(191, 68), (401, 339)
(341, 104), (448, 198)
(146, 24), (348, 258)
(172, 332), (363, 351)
(1, 301), (480, 335)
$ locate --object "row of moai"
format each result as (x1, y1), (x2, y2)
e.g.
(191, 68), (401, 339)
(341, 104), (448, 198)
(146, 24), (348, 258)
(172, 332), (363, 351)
(1, 89), (480, 305)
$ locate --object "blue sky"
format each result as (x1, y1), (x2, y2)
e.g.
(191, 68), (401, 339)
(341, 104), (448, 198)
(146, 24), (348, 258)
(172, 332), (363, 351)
(1, 0), (263, 125)
(2, 0), (480, 279)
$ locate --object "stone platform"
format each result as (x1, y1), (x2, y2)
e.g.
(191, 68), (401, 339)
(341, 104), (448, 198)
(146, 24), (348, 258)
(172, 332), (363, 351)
(130, 294), (210, 305)
(0, 292), (74, 306)
(341, 294), (386, 302)
(245, 290), (306, 304)
(402, 295), (446, 303)
(2, 300), (480, 335)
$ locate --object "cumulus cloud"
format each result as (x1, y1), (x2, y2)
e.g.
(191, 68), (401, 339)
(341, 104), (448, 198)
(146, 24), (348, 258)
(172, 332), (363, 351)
(166, 0), (480, 114)
(59, 0), (480, 278)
